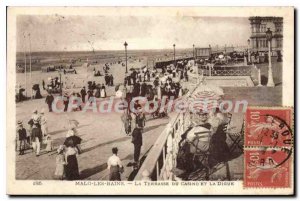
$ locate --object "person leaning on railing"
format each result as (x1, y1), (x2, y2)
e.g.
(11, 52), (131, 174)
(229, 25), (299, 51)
(131, 113), (143, 168)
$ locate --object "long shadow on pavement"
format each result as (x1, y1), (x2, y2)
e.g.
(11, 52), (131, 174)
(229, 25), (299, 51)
(79, 154), (134, 180)
(82, 136), (131, 154)
(50, 124), (90, 136)
(80, 163), (108, 180)
(81, 122), (167, 154)
(142, 122), (168, 134)
(77, 123), (167, 179)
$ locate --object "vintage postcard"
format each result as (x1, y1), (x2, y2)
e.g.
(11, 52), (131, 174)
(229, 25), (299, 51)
(6, 7), (294, 195)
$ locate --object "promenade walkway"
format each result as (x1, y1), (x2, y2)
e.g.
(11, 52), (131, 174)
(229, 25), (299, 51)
(16, 97), (170, 180)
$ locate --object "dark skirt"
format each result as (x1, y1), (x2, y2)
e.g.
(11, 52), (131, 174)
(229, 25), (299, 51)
(109, 165), (121, 181)
(209, 124), (230, 167)
(31, 127), (42, 142)
(66, 155), (79, 180)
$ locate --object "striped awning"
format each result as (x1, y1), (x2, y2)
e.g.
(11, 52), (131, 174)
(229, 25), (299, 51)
(189, 90), (222, 111)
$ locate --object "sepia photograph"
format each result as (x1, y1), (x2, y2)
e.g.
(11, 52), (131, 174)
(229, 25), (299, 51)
(6, 6), (294, 195)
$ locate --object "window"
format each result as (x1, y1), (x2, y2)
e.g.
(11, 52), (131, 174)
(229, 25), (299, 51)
(275, 23), (282, 32)
(260, 24), (266, 33)
(277, 39), (282, 48)
(255, 24), (260, 33)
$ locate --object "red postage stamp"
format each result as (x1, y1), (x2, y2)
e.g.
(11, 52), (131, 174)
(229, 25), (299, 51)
(244, 148), (292, 188)
(245, 107), (293, 147)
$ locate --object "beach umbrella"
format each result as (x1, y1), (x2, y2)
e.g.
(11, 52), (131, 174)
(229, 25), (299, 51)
(189, 89), (222, 112)
(195, 84), (224, 96)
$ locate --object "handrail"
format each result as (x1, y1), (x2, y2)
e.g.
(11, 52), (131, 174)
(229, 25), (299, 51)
(134, 113), (181, 180)
(134, 83), (198, 180)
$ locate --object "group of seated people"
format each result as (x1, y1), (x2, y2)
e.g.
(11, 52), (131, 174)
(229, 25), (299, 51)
(177, 108), (234, 180)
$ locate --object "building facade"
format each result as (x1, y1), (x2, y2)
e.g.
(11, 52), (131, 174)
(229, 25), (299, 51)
(249, 16), (283, 55)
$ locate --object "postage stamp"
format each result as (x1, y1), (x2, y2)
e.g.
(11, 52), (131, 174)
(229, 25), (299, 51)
(244, 148), (292, 188)
(245, 107), (293, 147)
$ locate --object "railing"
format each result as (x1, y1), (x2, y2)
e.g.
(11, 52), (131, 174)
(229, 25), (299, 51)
(199, 65), (254, 77)
(155, 57), (194, 69)
(134, 85), (198, 181)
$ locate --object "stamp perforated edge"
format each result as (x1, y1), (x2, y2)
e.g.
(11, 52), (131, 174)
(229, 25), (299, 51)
(242, 106), (294, 189)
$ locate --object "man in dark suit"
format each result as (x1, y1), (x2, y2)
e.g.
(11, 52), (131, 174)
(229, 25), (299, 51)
(80, 86), (87, 103)
(131, 126), (143, 166)
(45, 93), (54, 112)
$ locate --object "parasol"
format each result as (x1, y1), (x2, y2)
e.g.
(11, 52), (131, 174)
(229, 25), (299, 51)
(189, 89), (222, 112)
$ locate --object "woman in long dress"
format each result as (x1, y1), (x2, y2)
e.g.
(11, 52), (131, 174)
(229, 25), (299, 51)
(64, 139), (80, 180)
(64, 125), (82, 154)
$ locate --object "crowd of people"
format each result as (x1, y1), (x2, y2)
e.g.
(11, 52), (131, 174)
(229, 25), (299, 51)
(16, 109), (51, 156)
(16, 109), (82, 181)
(16, 56), (197, 181)
(124, 65), (185, 102)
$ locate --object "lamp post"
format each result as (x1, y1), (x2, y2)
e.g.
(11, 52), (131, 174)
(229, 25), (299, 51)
(124, 41), (128, 74)
(247, 39), (251, 64)
(173, 44), (176, 66)
(266, 28), (275, 87)
(254, 64), (262, 87)
(59, 72), (62, 95)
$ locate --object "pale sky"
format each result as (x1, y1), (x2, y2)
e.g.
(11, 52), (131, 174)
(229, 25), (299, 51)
(17, 15), (250, 52)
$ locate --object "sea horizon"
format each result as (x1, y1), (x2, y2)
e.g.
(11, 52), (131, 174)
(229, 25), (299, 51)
(16, 47), (195, 55)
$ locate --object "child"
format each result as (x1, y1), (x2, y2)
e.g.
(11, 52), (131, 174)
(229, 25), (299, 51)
(45, 135), (53, 153)
(16, 121), (27, 155)
(55, 145), (66, 180)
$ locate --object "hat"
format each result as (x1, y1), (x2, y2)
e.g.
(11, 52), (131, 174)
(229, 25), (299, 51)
(32, 109), (38, 114)
(17, 120), (23, 125)
(112, 147), (118, 154)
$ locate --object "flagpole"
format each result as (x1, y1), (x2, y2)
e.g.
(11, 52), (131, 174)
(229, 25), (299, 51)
(23, 33), (27, 97)
(28, 33), (32, 99)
